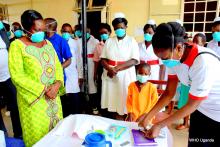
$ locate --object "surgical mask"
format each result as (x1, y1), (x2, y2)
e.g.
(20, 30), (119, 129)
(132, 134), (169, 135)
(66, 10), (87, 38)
(7, 31), (11, 38)
(212, 32), (220, 42)
(75, 30), (82, 37)
(144, 33), (153, 42)
(14, 30), (23, 38)
(86, 33), (90, 39)
(30, 31), (45, 43)
(62, 32), (71, 40)
(162, 59), (180, 68)
(100, 33), (109, 41)
(115, 28), (126, 37)
(0, 21), (4, 30)
(137, 74), (150, 84)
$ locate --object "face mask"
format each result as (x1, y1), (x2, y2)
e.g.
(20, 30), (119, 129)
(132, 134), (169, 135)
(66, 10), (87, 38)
(162, 59), (180, 68)
(100, 34), (109, 41)
(0, 21), (4, 30)
(144, 33), (153, 42)
(62, 32), (71, 40)
(137, 74), (150, 84)
(115, 28), (126, 38)
(75, 30), (82, 38)
(30, 31), (45, 43)
(7, 31), (11, 38)
(14, 30), (23, 38)
(86, 33), (90, 39)
(212, 32), (220, 42)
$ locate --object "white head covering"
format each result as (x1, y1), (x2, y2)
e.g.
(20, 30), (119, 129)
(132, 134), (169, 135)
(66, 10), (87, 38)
(114, 12), (125, 19)
(214, 17), (220, 22)
(147, 19), (156, 25)
(175, 19), (183, 26)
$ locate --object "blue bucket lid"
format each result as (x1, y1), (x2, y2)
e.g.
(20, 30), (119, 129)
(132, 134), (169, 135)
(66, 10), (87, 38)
(85, 133), (106, 145)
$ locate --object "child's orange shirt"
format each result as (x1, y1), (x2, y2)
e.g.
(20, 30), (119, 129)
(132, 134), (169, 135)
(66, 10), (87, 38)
(126, 81), (159, 121)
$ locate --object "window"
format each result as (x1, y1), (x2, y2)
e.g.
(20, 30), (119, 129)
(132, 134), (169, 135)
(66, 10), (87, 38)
(183, 0), (220, 42)
(0, 4), (8, 20)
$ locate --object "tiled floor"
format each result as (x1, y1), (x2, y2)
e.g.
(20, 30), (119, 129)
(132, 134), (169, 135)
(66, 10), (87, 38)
(1, 108), (188, 147)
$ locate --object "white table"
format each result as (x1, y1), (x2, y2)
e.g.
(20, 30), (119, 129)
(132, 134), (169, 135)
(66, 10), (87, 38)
(34, 114), (172, 147)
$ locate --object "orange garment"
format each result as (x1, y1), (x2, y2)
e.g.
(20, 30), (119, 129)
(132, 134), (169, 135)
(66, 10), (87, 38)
(126, 81), (159, 121)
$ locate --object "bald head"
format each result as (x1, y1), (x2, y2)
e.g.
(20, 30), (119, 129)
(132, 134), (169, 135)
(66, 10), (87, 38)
(44, 18), (57, 31)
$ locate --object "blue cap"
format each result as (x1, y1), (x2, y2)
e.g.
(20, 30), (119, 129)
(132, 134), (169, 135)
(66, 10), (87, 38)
(85, 133), (105, 145)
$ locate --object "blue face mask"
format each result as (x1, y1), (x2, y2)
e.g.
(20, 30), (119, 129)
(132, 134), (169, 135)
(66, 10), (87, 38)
(212, 32), (220, 42)
(75, 30), (82, 38)
(100, 34), (109, 41)
(144, 33), (153, 42)
(115, 28), (126, 38)
(7, 31), (11, 38)
(137, 74), (150, 84)
(86, 33), (90, 39)
(0, 21), (4, 30)
(62, 32), (71, 40)
(14, 30), (23, 38)
(162, 59), (180, 68)
(31, 31), (45, 43)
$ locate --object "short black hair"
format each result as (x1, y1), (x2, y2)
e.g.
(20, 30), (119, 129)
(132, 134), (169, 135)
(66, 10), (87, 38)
(193, 33), (206, 42)
(44, 18), (57, 31)
(137, 63), (151, 72)
(212, 21), (220, 28)
(152, 22), (185, 51)
(98, 23), (112, 33)
(112, 18), (128, 28)
(21, 10), (43, 32)
(61, 23), (72, 31)
(143, 24), (156, 32)
(75, 24), (82, 31)
(12, 22), (22, 32)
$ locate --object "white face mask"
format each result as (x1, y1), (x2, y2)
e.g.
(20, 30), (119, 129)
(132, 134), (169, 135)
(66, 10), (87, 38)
(136, 74), (150, 83)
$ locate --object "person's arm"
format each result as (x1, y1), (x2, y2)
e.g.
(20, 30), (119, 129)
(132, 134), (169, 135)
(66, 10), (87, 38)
(126, 84), (135, 121)
(94, 61), (99, 82)
(101, 59), (117, 78)
(114, 59), (138, 72)
(8, 41), (45, 104)
(62, 58), (71, 68)
(138, 75), (178, 127)
(145, 98), (201, 138)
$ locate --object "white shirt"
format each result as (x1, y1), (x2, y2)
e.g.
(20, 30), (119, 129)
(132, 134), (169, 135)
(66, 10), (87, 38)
(65, 38), (81, 93)
(138, 42), (162, 80)
(168, 44), (220, 122)
(207, 40), (220, 56)
(100, 35), (140, 115)
(77, 36), (99, 94)
(0, 36), (10, 82)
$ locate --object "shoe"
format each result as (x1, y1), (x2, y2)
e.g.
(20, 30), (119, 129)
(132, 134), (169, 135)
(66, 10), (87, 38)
(92, 108), (99, 115)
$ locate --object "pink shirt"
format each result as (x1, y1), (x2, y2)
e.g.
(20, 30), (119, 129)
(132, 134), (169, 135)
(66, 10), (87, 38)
(93, 41), (105, 62)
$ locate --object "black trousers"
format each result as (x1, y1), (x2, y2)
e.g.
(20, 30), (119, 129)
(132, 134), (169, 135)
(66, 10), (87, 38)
(188, 110), (220, 147)
(61, 93), (81, 118)
(0, 78), (22, 138)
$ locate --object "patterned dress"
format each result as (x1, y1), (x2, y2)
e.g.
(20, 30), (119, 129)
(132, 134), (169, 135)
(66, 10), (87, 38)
(8, 39), (64, 147)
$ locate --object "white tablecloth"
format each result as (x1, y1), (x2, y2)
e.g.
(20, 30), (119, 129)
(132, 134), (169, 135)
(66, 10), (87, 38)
(34, 114), (172, 147)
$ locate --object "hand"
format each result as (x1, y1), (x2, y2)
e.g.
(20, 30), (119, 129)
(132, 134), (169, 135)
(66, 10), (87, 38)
(136, 113), (146, 122)
(143, 124), (163, 139)
(78, 78), (84, 87)
(45, 81), (61, 99)
(107, 67), (117, 78)
(125, 113), (135, 122)
(138, 114), (150, 128)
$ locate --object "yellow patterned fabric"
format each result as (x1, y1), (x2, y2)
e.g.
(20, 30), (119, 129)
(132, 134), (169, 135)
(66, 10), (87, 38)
(9, 39), (64, 147)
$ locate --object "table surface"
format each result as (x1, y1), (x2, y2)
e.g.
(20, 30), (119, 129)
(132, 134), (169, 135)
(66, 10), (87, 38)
(34, 114), (172, 147)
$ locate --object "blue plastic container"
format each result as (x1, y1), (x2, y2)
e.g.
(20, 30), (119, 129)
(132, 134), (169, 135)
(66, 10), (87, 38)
(82, 132), (112, 147)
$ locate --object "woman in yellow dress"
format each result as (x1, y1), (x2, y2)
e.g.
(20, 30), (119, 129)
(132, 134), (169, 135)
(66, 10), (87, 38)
(8, 10), (64, 147)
